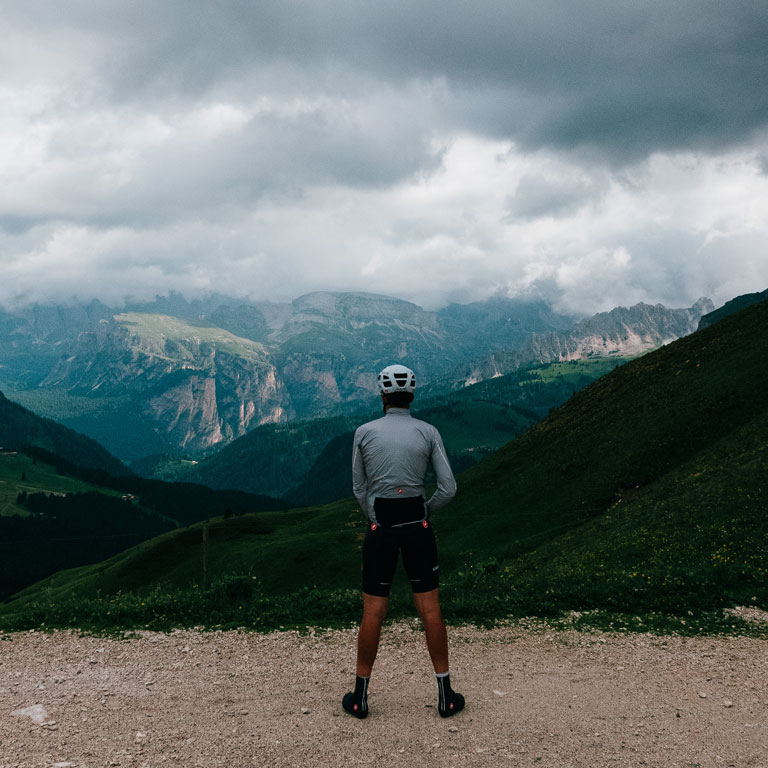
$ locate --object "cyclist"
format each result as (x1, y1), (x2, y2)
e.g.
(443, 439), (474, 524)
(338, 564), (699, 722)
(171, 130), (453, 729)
(342, 364), (465, 719)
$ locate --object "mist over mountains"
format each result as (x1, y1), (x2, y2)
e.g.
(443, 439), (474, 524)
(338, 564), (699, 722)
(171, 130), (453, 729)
(0, 291), (712, 462)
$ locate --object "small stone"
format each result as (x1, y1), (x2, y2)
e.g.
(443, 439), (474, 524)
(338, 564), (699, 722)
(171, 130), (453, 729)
(493, 690), (506, 697)
(135, 732), (147, 743)
(448, 726), (458, 733)
(12, 705), (50, 725)
(723, 700), (733, 708)
(239, 709), (249, 715)
(52, 763), (74, 767)
(698, 692), (707, 698)
(301, 707), (310, 715)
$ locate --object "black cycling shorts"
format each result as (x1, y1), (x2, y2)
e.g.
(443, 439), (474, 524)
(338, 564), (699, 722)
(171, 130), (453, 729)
(362, 496), (439, 597)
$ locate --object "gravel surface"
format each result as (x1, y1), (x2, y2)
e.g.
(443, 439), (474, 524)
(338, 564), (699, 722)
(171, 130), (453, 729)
(1, 623), (767, 767)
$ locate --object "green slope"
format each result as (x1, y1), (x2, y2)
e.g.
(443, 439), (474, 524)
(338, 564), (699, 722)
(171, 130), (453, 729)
(114, 313), (270, 363)
(499, 408), (768, 613)
(434, 298), (768, 561)
(0, 390), (129, 476)
(0, 452), (121, 517)
(4, 500), (361, 611)
(698, 290), (768, 329)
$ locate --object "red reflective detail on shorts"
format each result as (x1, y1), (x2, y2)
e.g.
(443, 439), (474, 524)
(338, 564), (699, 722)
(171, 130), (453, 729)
(422, 520), (428, 528)
(449, 702), (454, 709)
(353, 703), (358, 711)
(397, 488), (403, 494)
(371, 523), (377, 531)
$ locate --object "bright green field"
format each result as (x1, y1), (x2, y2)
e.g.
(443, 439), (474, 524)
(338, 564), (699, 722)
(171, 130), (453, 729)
(115, 313), (269, 363)
(0, 453), (120, 517)
(525, 357), (633, 383)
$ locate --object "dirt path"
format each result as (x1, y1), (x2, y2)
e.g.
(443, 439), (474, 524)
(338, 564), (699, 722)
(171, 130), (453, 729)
(1, 623), (767, 767)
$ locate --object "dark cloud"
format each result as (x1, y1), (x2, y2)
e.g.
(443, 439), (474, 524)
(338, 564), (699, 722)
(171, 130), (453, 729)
(7, 1), (766, 158)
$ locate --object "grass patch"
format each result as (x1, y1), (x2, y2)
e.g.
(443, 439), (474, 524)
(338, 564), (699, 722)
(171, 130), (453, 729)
(1, 569), (764, 639)
(0, 452), (120, 517)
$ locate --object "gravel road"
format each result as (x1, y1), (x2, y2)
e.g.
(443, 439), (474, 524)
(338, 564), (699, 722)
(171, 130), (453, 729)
(1, 622), (767, 767)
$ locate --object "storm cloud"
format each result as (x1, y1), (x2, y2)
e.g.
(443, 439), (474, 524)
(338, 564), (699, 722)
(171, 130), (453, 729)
(1, 1), (767, 311)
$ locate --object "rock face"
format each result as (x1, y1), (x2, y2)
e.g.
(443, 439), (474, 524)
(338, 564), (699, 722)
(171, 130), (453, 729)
(0, 292), (714, 460)
(39, 313), (291, 454)
(264, 292), (448, 414)
(456, 299), (714, 384)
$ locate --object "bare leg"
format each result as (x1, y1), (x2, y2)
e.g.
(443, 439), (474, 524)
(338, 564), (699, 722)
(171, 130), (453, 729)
(356, 593), (389, 676)
(413, 588), (449, 674)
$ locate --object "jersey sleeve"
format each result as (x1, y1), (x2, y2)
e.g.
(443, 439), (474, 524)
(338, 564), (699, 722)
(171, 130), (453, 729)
(351, 426), (370, 516)
(425, 428), (457, 514)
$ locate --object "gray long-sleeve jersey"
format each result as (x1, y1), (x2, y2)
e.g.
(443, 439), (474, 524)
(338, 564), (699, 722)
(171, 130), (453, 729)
(352, 407), (457, 523)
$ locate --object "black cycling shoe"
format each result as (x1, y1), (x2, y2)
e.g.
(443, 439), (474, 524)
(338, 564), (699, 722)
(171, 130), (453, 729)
(438, 690), (465, 718)
(342, 691), (368, 719)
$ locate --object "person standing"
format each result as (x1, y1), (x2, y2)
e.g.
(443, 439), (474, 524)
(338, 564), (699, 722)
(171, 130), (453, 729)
(343, 364), (464, 719)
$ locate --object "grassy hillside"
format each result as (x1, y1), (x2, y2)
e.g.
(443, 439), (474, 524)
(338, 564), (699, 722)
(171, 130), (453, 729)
(2, 300), (765, 632)
(0, 452), (120, 517)
(0, 390), (130, 476)
(114, 313), (270, 362)
(698, 289), (768, 329)
(498, 408), (768, 614)
(193, 414), (356, 497)
(4, 501), (356, 608)
(434, 297), (767, 560)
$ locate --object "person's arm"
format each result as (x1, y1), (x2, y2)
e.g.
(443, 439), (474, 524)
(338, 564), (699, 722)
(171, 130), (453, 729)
(352, 427), (370, 517)
(425, 429), (457, 515)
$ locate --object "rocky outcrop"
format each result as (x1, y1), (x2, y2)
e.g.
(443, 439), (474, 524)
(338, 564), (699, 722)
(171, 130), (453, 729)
(41, 313), (293, 454)
(456, 299), (714, 384)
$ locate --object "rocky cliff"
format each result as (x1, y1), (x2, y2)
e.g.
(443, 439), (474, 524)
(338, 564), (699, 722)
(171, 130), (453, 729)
(455, 299), (714, 385)
(40, 313), (292, 454)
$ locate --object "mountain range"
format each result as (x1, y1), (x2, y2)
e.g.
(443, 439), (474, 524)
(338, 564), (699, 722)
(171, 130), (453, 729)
(3, 291), (764, 629)
(0, 292), (712, 462)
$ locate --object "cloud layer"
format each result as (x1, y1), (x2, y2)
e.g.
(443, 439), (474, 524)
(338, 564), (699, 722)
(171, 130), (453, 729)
(1, 1), (767, 312)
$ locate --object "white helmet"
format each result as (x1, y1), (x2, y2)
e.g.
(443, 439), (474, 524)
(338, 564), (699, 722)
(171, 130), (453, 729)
(377, 364), (416, 394)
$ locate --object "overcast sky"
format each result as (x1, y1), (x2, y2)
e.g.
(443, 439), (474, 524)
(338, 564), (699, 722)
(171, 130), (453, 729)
(1, 1), (767, 313)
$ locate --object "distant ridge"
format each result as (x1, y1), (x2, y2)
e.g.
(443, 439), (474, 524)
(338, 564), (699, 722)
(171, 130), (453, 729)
(1, 292), (711, 461)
